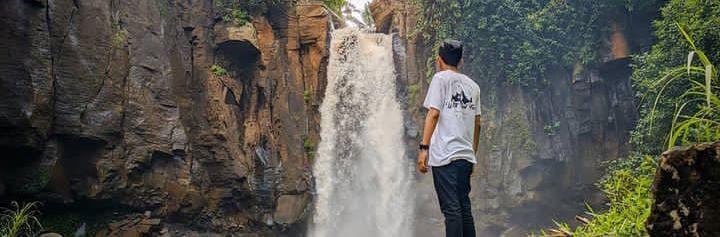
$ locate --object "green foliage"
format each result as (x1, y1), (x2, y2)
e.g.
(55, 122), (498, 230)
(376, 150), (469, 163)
(540, 155), (655, 236)
(407, 84), (419, 102)
(213, 0), (268, 26)
(304, 138), (316, 158)
(648, 25), (719, 149)
(41, 212), (82, 236)
(304, 90), (311, 103)
(8, 166), (52, 195)
(111, 31), (126, 48)
(543, 121), (560, 135)
(630, 0), (720, 154)
(211, 64), (227, 76)
(412, 0), (660, 87)
(0, 201), (43, 237)
(361, 2), (374, 26)
(323, 0), (346, 15)
(539, 1), (720, 235)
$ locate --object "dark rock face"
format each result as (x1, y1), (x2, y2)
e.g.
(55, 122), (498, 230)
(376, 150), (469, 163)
(0, 0), (329, 234)
(646, 143), (720, 237)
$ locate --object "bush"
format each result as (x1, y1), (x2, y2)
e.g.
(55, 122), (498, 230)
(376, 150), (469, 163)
(648, 25), (719, 149)
(540, 155), (655, 236)
(630, 0), (720, 154)
(213, 0), (260, 26)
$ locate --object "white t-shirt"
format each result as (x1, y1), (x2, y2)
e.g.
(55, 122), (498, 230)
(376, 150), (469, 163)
(422, 70), (481, 167)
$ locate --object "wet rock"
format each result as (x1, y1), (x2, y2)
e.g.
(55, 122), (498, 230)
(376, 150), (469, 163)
(273, 193), (310, 225)
(646, 142), (720, 236)
(101, 216), (162, 237)
(38, 233), (63, 237)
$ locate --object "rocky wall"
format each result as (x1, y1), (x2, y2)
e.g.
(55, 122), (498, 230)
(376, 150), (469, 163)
(0, 0), (330, 235)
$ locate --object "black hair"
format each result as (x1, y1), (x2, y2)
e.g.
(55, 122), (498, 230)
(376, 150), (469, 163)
(438, 39), (463, 67)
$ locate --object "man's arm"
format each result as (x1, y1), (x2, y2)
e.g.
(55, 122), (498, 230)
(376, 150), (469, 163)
(418, 108), (440, 173)
(473, 115), (481, 153)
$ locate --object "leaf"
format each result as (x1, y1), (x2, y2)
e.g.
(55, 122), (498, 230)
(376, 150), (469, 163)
(706, 64), (713, 107)
(687, 51), (695, 75)
(676, 22), (697, 50)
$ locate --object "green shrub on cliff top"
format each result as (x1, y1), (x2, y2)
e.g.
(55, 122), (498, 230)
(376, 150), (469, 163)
(412, 0), (663, 87)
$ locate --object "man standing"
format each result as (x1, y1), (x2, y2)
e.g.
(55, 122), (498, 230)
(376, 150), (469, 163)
(418, 39), (481, 237)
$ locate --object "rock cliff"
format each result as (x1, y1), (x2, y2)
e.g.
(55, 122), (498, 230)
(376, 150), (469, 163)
(0, 0), (331, 234)
(370, 1), (647, 236)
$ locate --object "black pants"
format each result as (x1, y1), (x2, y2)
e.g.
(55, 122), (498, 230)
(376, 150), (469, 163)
(432, 159), (476, 237)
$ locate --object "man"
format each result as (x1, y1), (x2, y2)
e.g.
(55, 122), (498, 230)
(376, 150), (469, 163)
(418, 39), (481, 237)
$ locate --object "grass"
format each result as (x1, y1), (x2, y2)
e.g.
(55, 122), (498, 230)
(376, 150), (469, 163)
(539, 155), (655, 237)
(0, 202), (43, 237)
(649, 23), (719, 149)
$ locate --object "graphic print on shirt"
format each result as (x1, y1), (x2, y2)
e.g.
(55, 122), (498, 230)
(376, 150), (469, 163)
(446, 80), (477, 114)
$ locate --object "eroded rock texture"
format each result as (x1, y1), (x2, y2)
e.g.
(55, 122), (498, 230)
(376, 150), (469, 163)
(646, 143), (720, 237)
(371, 1), (648, 236)
(0, 0), (329, 234)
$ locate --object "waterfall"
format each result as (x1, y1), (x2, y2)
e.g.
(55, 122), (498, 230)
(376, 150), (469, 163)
(309, 28), (414, 237)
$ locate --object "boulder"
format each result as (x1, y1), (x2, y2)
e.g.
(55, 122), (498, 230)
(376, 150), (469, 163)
(646, 142), (720, 236)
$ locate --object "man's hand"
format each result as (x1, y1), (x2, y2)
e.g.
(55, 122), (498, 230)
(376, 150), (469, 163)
(417, 150), (429, 173)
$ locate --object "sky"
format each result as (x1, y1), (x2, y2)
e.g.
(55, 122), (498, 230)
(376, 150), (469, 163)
(345, 0), (372, 27)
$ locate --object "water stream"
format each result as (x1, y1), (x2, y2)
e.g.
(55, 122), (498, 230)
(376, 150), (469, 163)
(309, 28), (414, 237)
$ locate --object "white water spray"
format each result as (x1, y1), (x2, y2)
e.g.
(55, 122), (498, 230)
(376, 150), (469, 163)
(309, 28), (414, 237)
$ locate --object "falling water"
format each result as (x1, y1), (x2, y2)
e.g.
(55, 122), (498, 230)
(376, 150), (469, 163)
(309, 28), (414, 237)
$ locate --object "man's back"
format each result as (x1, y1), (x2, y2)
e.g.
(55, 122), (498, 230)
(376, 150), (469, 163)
(423, 70), (481, 167)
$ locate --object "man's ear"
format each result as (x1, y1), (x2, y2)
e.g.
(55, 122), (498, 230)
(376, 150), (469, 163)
(437, 56), (446, 70)
(458, 58), (464, 68)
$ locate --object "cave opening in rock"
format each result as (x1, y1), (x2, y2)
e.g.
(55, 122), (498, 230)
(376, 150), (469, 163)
(216, 40), (260, 82)
(215, 40), (261, 111)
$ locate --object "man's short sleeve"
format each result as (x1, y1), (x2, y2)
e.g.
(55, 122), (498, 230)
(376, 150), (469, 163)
(423, 74), (444, 110)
